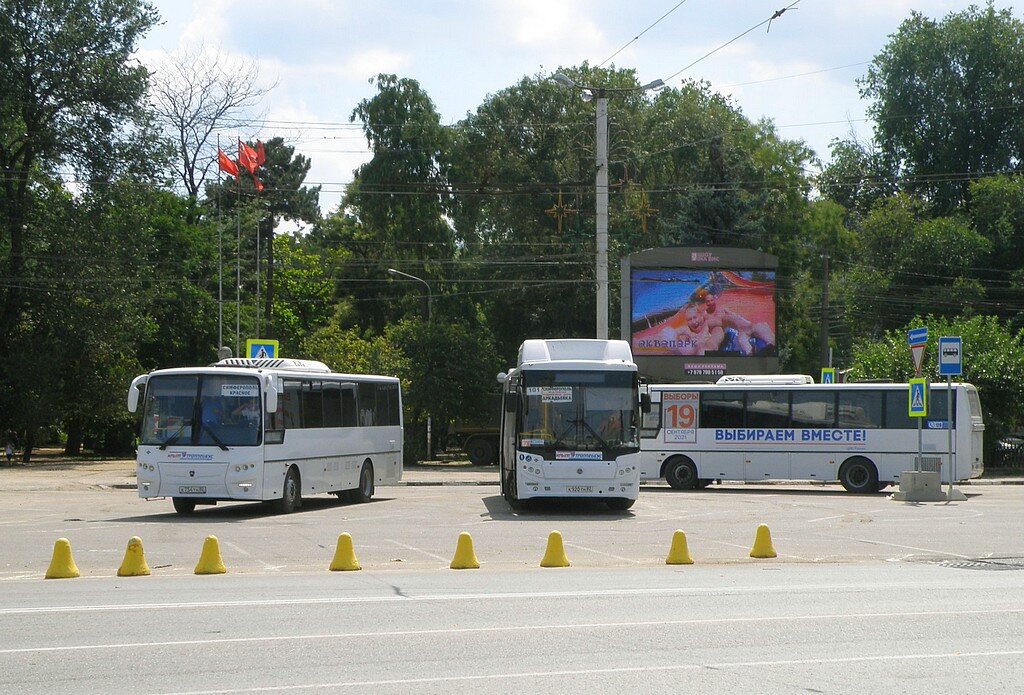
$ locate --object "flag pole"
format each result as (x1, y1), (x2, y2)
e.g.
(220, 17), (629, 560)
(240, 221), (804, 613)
(216, 134), (223, 351)
(236, 137), (242, 357)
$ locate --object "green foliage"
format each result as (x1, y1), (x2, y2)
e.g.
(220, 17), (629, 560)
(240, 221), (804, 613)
(848, 314), (1024, 458)
(836, 195), (990, 338)
(860, 2), (1024, 211)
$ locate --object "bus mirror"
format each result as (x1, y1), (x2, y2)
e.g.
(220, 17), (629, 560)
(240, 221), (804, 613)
(496, 371), (507, 384)
(641, 392), (651, 414)
(127, 375), (148, 413)
(264, 377), (278, 414)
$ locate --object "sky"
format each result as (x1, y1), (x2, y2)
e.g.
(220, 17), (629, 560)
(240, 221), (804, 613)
(137, 1), (1021, 215)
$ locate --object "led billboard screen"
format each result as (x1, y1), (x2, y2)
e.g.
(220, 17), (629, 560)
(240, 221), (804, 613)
(631, 269), (776, 358)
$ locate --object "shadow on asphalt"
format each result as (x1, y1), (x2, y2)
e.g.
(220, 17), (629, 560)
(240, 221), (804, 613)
(480, 494), (635, 520)
(641, 485), (980, 499)
(108, 495), (397, 522)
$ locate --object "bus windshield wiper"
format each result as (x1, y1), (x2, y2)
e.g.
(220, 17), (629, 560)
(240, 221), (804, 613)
(200, 424), (230, 452)
(159, 421), (190, 450)
(578, 418), (610, 450)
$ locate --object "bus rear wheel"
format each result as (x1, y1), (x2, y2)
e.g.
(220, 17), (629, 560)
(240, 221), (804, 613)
(606, 497), (635, 511)
(664, 457), (699, 490)
(351, 461), (374, 503)
(839, 458), (879, 494)
(172, 498), (196, 515)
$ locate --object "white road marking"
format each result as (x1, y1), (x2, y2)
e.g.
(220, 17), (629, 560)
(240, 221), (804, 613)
(3, 607), (1023, 655)
(563, 542), (641, 564)
(384, 538), (448, 562)
(154, 648), (1024, 693)
(223, 541), (280, 571)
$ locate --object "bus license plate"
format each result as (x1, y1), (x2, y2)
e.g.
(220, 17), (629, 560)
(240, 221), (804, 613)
(566, 485), (593, 493)
(179, 485), (206, 494)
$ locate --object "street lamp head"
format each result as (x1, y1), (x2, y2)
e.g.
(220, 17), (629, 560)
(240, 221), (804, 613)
(641, 78), (665, 91)
(581, 90), (593, 103)
(551, 73), (578, 89)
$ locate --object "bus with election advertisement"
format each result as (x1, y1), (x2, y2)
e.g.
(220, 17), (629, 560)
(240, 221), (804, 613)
(639, 376), (984, 493)
(498, 339), (649, 511)
(128, 358), (403, 514)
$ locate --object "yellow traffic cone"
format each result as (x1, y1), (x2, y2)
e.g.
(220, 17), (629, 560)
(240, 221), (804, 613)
(450, 531), (480, 569)
(665, 530), (694, 565)
(329, 533), (361, 571)
(45, 537), (80, 579)
(194, 535), (227, 574)
(117, 536), (151, 576)
(540, 531), (570, 567)
(749, 523), (777, 559)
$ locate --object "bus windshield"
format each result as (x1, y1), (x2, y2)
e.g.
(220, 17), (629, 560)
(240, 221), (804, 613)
(519, 370), (639, 452)
(140, 374), (262, 447)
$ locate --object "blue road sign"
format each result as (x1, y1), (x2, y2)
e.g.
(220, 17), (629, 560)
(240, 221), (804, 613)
(246, 339), (279, 359)
(938, 336), (962, 376)
(820, 368), (835, 384)
(907, 327), (929, 346)
(909, 378), (927, 418)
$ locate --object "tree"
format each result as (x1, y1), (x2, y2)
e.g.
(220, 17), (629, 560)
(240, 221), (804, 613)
(0, 0), (159, 345)
(835, 194), (990, 339)
(818, 137), (896, 220)
(341, 74), (455, 334)
(860, 3), (1024, 212)
(848, 314), (1024, 461)
(150, 46), (272, 209)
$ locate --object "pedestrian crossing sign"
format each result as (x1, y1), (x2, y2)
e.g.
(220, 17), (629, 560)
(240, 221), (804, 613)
(908, 377), (927, 418)
(246, 339), (279, 360)
(820, 368), (835, 384)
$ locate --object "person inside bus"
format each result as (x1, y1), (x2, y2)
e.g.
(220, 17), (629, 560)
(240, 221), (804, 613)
(232, 398), (260, 427)
(597, 412), (622, 441)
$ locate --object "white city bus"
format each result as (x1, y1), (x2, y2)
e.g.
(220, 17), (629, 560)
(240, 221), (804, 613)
(128, 358), (403, 514)
(640, 377), (984, 493)
(498, 339), (649, 510)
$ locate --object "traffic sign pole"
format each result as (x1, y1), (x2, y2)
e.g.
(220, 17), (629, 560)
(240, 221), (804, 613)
(939, 336), (963, 500)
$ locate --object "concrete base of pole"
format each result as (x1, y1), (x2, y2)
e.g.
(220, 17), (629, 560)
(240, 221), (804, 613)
(945, 487), (968, 501)
(891, 471), (950, 502)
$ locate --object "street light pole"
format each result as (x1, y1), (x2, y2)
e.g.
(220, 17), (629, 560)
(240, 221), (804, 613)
(387, 267), (432, 322)
(552, 73), (664, 340)
(595, 93), (609, 340)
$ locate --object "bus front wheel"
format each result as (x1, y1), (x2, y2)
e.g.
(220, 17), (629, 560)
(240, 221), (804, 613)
(664, 457), (699, 490)
(275, 467), (301, 513)
(839, 458), (879, 494)
(172, 498), (196, 515)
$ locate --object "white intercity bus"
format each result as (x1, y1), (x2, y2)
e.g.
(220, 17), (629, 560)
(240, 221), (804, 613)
(498, 339), (649, 510)
(640, 376), (984, 493)
(128, 358), (403, 514)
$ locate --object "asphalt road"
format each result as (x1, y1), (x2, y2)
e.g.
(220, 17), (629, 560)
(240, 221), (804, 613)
(2, 463), (1024, 692)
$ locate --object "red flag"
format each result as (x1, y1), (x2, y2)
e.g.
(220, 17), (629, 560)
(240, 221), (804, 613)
(238, 141), (258, 174)
(255, 140), (266, 167)
(251, 173), (264, 192)
(217, 149), (238, 177)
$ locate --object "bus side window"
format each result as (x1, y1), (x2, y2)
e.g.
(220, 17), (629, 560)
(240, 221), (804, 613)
(340, 384), (357, 427)
(838, 391), (882, 428)
(701, 391), (744, 428)
(358, 382), (376, 426)
(282, 380), (303, 429)
(792, 391), (837, 428)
